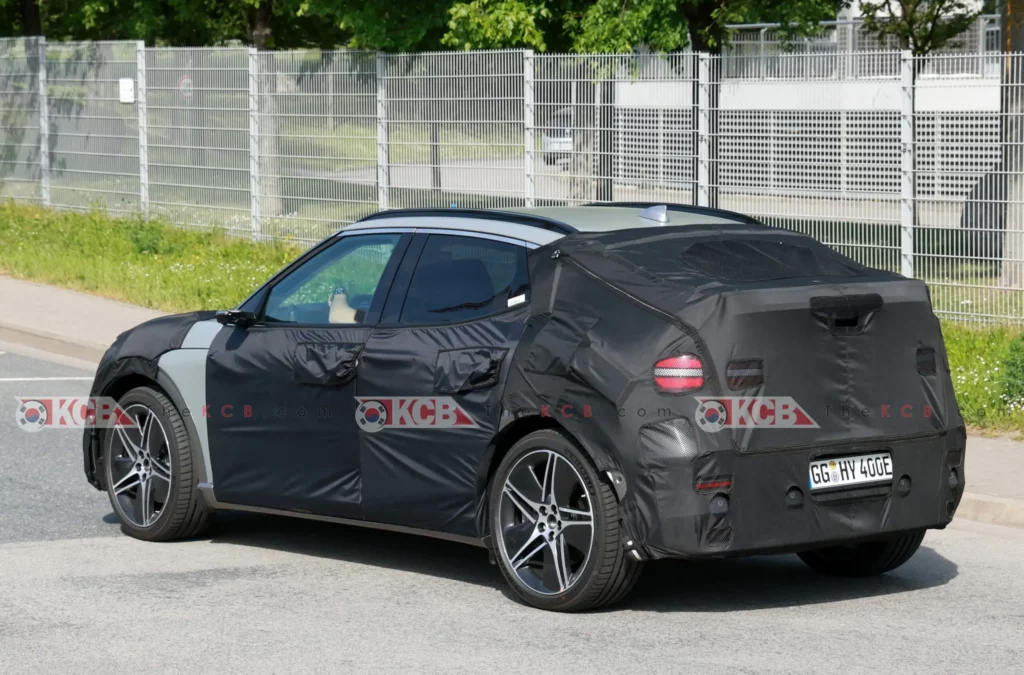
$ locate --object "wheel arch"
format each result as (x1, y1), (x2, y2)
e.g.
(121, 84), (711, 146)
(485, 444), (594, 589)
(86, 363), (207, 492)
(86, 370), (161, 490)
(102, 372), (159, 402)
(475, 414), (623, 540)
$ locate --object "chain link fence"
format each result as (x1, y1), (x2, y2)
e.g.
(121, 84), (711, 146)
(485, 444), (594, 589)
(0, 37), (1022, 322)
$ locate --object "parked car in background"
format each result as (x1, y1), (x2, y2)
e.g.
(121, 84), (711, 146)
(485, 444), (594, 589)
(541, 107), (573, 165)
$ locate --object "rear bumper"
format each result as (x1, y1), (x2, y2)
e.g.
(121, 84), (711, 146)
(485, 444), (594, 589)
(632, 429), (966, 560)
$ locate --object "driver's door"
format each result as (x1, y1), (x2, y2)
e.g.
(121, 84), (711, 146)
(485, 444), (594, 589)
(205, 231), (411, 518)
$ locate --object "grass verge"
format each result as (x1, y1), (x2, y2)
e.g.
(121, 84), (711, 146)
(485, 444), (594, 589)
(942, 323), (1024, 434)
(0, 203), (302, 313)
(1, 202), (1022, 432)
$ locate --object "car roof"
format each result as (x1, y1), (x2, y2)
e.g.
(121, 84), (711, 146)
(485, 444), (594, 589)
(347, 203), (759, 246)
(504, 205), (755, 231)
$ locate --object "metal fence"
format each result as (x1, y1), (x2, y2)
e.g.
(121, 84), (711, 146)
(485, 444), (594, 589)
(0, 37), (1022, 323)
(0, 37), (42, 203)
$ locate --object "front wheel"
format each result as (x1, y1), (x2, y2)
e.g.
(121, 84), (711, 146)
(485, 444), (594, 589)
(104, 386), (213, 542)
(489, 429), (642, 612)
(798, 530), (926, 577)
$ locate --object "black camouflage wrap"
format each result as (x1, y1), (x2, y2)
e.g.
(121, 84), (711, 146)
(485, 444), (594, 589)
(82, 311), (217, 488)
(81, 223), (966, 561)
(503, 224), (965, 559)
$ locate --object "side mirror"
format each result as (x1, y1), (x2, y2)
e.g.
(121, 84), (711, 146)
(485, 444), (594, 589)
(216, 309), (257, 327)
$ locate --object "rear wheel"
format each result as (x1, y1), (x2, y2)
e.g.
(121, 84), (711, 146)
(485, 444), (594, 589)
(104, 386), (213, 542)
(490, 429), (642, 612)
(798, 530), (926, 577)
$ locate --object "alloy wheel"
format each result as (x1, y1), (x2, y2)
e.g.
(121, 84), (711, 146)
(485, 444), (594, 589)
(108, 404), (172, 528)
(496, 449), (595, 596)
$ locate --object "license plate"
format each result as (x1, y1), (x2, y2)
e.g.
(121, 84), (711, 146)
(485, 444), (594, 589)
(808, 452), (893, 491)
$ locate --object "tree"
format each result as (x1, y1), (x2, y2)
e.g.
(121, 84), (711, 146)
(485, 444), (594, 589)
(325, 1), (453, 51)
(0, 0), (450, 51)
(0, 0), (42, 35)
(859, 0), (981, 56)
(20, 0), (41, 35)
(442, 0), (846, 54)
(569, 0), (846, 54)
(443, 0), (554, 50)
(568, 0), (686, 52)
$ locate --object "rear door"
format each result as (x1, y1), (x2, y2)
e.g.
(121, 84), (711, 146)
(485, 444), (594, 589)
(357, 231), (533, 535)
(205, 231), (410, 518)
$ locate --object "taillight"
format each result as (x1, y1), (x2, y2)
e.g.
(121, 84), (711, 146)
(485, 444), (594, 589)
(654, 354), (704, 393)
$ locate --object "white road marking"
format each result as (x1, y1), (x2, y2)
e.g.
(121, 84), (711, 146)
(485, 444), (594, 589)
(0, 377), (94, 382)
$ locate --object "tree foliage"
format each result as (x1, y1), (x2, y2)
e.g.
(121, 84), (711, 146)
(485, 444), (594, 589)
(1, 0), (864, 55)
(859, 0), (982, 56)
(0, 0), (451, 50)
(568, 0), (687, 52)
(443, 0), (553, 50)
(444, 0), (846, 54)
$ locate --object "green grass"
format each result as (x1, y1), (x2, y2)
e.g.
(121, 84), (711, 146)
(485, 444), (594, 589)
(0, 202), (302, 313)
(1, 201), (1023, 432)
(942, 323), (1024, 434)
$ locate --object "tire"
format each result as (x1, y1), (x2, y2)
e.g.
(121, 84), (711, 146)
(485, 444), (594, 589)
(104, 386), (213, 542)
(489, 429), (642, 612)
(798, 530), (926, 577)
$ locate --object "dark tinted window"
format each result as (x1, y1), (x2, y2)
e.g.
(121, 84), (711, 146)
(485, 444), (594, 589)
(677, 239), (864, 282)
(400, 235), (530, 325)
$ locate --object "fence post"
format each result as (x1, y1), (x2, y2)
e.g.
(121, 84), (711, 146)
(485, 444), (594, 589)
(136, 40), (149, 216)
(248, 47), (261, 241)
(977, 16), (986, 77)
(900, 50), (915, 278)
(523, 49), (535, 208)
(37, 37), (50, 206)
(759, 27), (767, 79)
(376, 52), (389, 212)
(696, 52), (710, 208)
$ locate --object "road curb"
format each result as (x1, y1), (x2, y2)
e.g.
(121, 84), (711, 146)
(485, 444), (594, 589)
(0, 322), (106, 364)
(957, 492), (1024, 529)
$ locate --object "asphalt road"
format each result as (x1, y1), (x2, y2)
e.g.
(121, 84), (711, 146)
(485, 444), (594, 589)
(1, 343), (1022, 675)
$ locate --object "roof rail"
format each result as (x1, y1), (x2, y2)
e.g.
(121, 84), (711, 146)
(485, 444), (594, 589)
(356, 208), (577, 235)
(584, 202), (763, 226)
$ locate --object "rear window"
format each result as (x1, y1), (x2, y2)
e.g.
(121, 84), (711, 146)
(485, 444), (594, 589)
(676, 239), (864, 282)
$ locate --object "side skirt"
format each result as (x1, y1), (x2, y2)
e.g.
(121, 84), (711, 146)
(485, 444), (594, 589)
(210, 501), (488, 549)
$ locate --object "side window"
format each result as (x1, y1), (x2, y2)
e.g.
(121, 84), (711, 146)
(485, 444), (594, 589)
(399, 234), (530, 325)
(263, 233), (402, 325)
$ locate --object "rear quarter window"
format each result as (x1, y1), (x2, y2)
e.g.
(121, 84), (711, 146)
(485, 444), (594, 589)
(399, 235), (530, 325)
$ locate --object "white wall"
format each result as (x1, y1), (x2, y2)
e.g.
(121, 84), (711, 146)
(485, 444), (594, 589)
(614, 75), (1000, 113)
